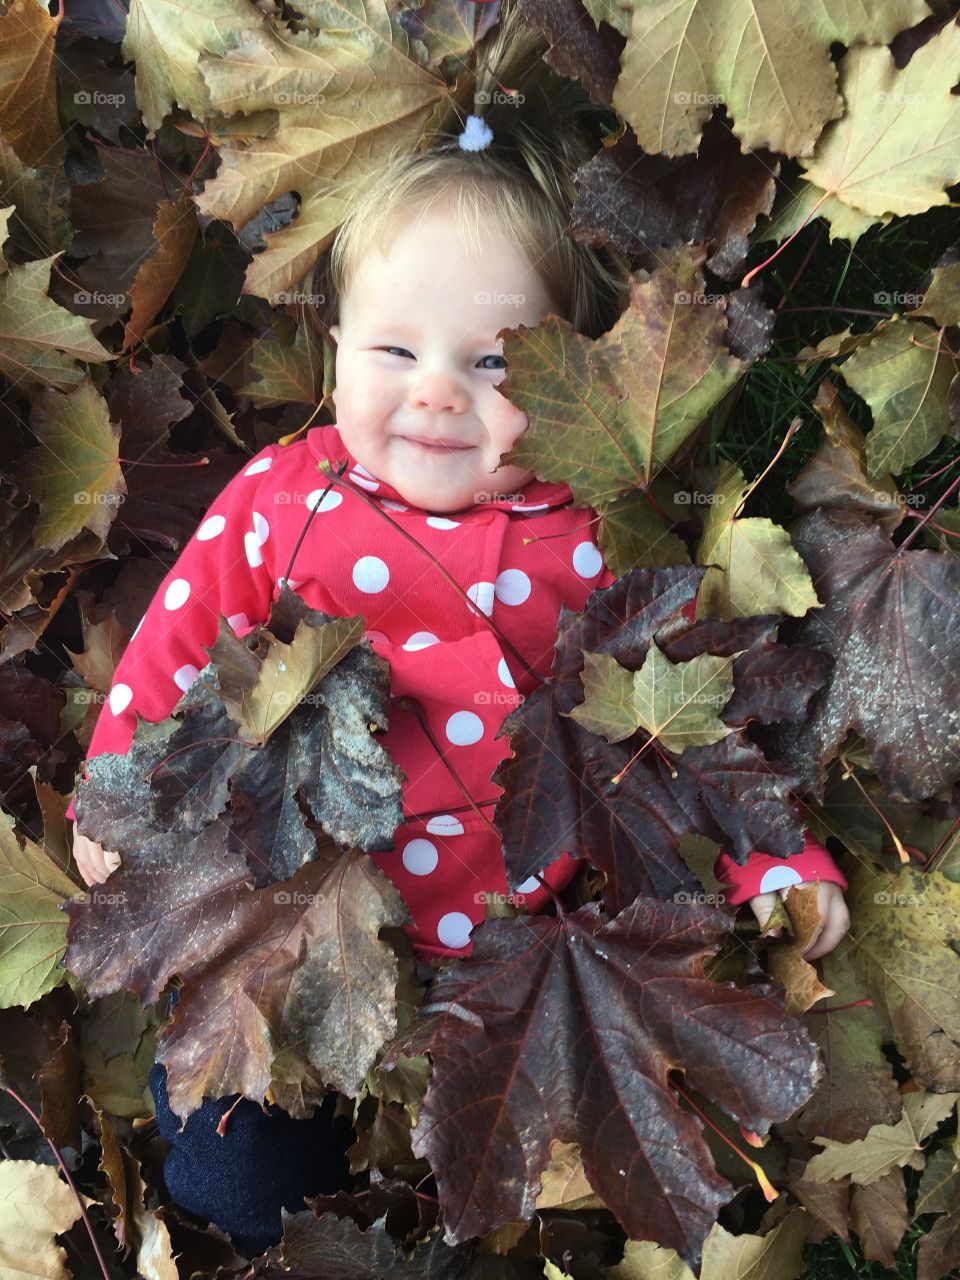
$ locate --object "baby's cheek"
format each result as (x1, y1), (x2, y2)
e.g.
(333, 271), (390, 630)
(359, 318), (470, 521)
(499, 403), (529, 446)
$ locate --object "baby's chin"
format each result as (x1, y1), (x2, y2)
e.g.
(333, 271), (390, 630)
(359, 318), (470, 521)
(392, 483), (487, 513)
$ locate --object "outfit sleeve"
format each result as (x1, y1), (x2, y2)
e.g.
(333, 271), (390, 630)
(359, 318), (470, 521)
(592, 564), (847, 901)
(713, 828), (847, 903)
(66, 448), (280, 824)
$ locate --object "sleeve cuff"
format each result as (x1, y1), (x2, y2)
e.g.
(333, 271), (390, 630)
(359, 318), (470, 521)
(713, 828), (848, 904)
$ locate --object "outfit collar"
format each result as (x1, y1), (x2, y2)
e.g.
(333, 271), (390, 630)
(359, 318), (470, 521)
(305, 423), (573, 515)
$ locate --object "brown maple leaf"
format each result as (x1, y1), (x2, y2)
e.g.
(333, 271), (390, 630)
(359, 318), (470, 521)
(384, 894), (822, 1267)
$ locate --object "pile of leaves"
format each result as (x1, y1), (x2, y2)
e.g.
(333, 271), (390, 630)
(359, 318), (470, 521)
(0, 1), (958, 1278)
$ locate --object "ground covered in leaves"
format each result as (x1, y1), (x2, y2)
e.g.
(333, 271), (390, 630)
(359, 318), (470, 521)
(0, 1), (958, 1278)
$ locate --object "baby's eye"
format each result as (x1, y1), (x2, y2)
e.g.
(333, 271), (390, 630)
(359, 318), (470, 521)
(377, 348), (506, 370)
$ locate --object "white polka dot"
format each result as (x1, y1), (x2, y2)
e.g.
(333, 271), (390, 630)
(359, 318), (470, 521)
(497, 658), (515, 688)
(244, 456), (273, 476)
(516, 875), (541, 894)
(276, 577), (304, 591)
(426, 517), (460, 529)
(109, 684), (133, 715)
(495, 568), (531, 606)
(573, 541), (603, 578)
(252, 511), (269, 544)
(164, 579), (190, 610)
(131, 617), (144, 639)
(467, 581), (495, 616)
(174, 664), (200, 693)
(197, 515), (225, 540)
(511, 502), (549, 512)
(352, 463), (376, 478)
(352, 556), (390, 593)
(436, 911), (473, 949)
(426, 814), (464, 837)
(445, 711), (484, 746)
(306, 489), (342, 513)
(403, 631), (439, 650)
(402, 838), (439, 876)
(758, 866), (805, 894)
(349, 469), (379, 491)
(381, 499), (409, 512)
(228, 612), (250, 632)
(365, 629), (388, 645)
(244, 531), (264, 568)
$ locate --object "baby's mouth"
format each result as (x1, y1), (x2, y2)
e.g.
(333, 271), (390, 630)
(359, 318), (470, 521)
(402, 435), (475, 453)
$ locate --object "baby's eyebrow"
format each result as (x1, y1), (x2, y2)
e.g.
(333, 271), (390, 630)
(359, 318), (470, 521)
(363, 323), (503, 348)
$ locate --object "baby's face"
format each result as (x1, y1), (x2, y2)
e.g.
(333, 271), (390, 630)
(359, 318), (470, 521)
(328, 199), (560, 513)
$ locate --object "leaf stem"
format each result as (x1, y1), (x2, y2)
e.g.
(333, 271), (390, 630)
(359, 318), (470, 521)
(925, 815), (960, 875)
(837, 752), (911, 864)
(303, 465), (545, 684)
(668, 1077), (778, 1201)
(530, 869), (566, 919)
(730, 415), (802, 518)
(895, 465), (960, 554)
(740, 189), (832, 289)
(280, 457), (351, 589)
(117, 456), (210, 467)
(0, 1085), (112, 1280)
(805, 997), (874, 1014)
(907, 329), (959, 359)
(395, 696), (502, 839)
(772, 223), (825, 314)
(146, 734), (252, 783)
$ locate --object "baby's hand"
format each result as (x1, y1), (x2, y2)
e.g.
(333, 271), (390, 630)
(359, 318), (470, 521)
(748, 880), (850, 960)
(72, 828), (122, 887)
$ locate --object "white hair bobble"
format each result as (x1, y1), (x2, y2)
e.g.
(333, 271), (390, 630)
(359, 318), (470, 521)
(458, 113), (494, 152)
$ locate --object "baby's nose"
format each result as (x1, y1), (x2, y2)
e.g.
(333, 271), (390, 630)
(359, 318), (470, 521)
(409, 371), (470, 414)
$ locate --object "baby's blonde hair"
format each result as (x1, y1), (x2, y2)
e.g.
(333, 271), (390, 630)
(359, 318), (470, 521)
(303, 2), (630, 344)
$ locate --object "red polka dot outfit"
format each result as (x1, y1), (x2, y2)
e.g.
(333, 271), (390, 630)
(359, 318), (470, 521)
(67, 425), (846, 959)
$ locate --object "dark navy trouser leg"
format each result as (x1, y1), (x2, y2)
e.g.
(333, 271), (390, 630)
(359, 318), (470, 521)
(148, 993), (351, 1257)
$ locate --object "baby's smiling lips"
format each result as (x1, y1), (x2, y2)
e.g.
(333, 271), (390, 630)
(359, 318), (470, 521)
(403, 434), (475, 452)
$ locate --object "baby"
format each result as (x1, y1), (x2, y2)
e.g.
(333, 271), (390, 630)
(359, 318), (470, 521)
(65, 30), (850, 1252)
(70, 170), (850, 965)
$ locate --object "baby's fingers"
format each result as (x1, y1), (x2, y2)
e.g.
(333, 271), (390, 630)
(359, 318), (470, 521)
(72, 831), (121, 886)
(747, 890), (785, 940)
(798, 885), (850, 961)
